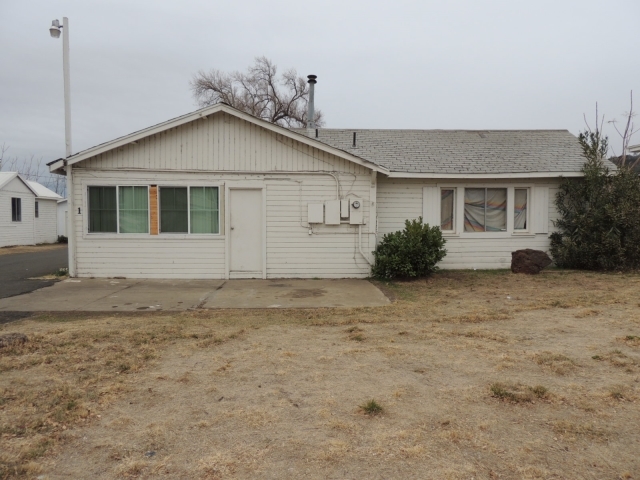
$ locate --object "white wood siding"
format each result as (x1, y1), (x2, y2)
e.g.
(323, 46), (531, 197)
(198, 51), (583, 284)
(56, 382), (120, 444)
(57, 201), (68, 237)
(71, 113), (373, 279)
(377, 177), (561, 269)
(81, 112), (366, 175)
(34, 199), (59, 244)
(0, 177), (35, 247)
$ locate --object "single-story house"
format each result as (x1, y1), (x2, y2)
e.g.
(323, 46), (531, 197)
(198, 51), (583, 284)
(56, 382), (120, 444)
(49, 103), (587, 279)
(0, 172), (62, 247)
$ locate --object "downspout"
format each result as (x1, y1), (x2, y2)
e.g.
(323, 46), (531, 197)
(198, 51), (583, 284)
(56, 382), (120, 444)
(358, 225), (373, 266)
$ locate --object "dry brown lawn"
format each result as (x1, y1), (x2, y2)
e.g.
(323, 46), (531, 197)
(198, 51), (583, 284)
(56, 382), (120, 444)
(0, 244), (64, 256)
(1, 269), (640, 479)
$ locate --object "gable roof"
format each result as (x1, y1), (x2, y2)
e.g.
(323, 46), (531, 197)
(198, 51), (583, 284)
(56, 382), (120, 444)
(0, 172), (39, 196)
(26, 181), (62, 200)
(48, 103), (388, 175)
(293, 129), (588, 177)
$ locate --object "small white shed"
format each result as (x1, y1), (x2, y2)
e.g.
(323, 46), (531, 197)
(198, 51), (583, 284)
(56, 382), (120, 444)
(0, 172), (62, 247)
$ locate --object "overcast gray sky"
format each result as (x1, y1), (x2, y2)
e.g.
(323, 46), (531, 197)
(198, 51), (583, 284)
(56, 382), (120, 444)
(1, 0), (638, 166)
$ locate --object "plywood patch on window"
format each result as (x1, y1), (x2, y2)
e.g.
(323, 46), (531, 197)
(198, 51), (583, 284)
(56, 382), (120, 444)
(150, 185), (159, 235)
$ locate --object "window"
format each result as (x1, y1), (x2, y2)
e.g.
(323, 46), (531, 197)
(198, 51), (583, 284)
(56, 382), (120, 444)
(35, 201), (39, 218)
(89, 187), (117, 232)
(11, 198), (21, 222)
(119, 186), (149, 233)
(464, 188), (507, 232)
(514, 189), (528, 231)
(190, 187), (220, 234)
(440, 189), (455, 231)
(160, 187), (188, 233)
(160, 186), (220, 234)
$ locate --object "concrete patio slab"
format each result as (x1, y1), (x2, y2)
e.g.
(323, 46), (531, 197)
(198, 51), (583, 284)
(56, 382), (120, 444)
(0, 278), (389, 312)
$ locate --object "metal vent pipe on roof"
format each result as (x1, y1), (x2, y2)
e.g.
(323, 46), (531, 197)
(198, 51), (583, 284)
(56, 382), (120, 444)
(306, 75), (317, 137)
(353, 132), (357, 148)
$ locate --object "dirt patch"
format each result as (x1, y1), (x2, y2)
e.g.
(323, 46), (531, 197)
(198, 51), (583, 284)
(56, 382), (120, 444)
(1, 270), (640, 478)
(0, 244), (64, 256)
(280, 288), (326, 299)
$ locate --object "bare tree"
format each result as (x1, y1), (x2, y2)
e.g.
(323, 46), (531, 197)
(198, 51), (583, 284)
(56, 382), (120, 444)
(608, 91), (639, 169)
(0, 144), (66, 196)
(191, 57), (324, 128)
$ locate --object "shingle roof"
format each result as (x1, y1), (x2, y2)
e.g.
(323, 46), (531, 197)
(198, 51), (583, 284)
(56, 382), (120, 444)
(293, 129), (587, 174)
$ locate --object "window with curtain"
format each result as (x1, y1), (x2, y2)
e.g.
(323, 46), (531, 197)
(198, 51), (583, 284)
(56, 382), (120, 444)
(88, 187), (117, 232)
(160, 187), (188, 233)
(514, 189), (528, 231)
(190, 187), (219, 234)
(11, 198), (21, 222)
(464, 188), (507, 232)
(440, 189), (454, 231)
(119, 186), (149, 233)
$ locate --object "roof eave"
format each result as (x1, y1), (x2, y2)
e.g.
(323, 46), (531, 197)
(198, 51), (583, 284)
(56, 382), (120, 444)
(385, 171), (585, 179)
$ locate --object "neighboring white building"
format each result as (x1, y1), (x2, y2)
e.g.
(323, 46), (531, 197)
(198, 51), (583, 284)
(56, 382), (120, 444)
(57, 199), (68, 237)
(49, 103), (591, 279)
(0, 172), (62, 247)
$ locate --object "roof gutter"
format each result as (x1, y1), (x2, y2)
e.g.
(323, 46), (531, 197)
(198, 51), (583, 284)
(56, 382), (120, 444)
(385, 171), (584, 179)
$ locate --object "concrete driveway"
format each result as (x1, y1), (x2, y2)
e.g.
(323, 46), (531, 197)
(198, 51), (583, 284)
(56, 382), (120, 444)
(0, 245), (68, 299)
(0, 278), (390, 312)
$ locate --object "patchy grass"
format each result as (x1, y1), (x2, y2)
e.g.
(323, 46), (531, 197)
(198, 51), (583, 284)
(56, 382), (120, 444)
(2, 269), (640, 478)
(359, 399), (384, 416)
(534, 352), (577, 375)
(490, 382), (549, 403)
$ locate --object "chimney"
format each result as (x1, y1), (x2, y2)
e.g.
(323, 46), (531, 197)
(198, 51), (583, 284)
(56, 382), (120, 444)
(306, 75), (317, 137)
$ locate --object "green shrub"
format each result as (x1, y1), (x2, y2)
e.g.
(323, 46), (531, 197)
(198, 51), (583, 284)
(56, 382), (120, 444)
(372, 217), (446, 279)
(550, 130), (640, 270)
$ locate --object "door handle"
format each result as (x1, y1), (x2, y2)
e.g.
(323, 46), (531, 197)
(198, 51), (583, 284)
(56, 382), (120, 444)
(230, 227), (234, 230)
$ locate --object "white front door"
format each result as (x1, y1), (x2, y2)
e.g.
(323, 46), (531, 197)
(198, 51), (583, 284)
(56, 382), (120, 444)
(229, 189), (263, 278)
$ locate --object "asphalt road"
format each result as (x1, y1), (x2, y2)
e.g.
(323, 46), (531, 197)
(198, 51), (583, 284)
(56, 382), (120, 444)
(0, 246), (68, 299)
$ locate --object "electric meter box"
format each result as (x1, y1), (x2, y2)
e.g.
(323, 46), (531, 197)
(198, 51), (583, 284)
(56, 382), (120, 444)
(307, 203), (324, 224)
(324, 200), (341, 225)
(349, 197), (364, 225)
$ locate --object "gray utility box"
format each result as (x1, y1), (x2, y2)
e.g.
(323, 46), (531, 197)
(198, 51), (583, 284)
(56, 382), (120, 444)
(324, 200), (341, 225)
(349, 197), (364, 224)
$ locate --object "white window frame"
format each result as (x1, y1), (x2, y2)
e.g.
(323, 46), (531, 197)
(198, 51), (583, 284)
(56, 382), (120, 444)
(159, 185), (221, 236)
(439, 187), (457, 234)
(512, 187), (531, 234)
(86, 185), (150, 236)
(435, 184), (536, 238)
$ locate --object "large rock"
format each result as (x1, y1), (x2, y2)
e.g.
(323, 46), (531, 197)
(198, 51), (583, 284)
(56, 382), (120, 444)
(511, 249), (552, 274)
(0, 333), (28, 349)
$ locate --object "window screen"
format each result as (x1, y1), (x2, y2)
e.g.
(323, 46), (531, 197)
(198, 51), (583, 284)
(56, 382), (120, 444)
(89, 187), (117, 232)
(514, 189), (528, 230)
(11, 198), (21, 222)
(440, 189), (454, 231)
(190, 187), (219, 234)
(119, 186), (149, 233)
(160, 187), (188, 233)
(464, 188), (507, 232)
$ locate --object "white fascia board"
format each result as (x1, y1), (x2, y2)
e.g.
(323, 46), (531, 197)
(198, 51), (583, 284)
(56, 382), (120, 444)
(385, 171), (584, 179)
(48, 159), (66, 175)
(59, 104), (387, 175)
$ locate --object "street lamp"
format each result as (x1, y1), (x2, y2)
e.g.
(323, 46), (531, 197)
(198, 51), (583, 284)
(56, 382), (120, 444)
(50, 17), (75, 278)
(49, 17), (72, 158)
